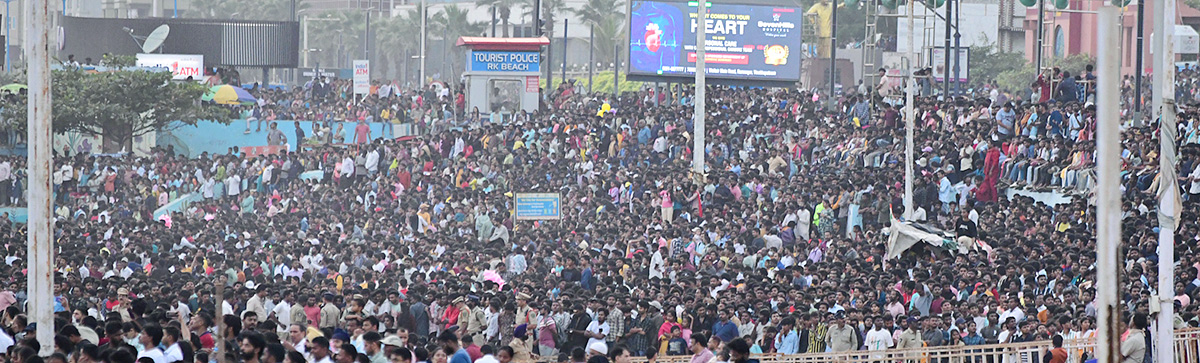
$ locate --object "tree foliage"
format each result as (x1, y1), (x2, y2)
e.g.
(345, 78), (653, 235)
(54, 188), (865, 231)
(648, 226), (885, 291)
(994, 53), (1095, 93)
(968, 43), (1027, 86)
(3, 70), (231, 152)
(573, 0), (627, 69)
(189, 0), (309, 21)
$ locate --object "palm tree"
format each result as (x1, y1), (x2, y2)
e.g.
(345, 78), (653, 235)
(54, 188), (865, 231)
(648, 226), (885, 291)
(475, 0), (527, 37)
(432, 4), (487, 80)
(189, 0), (308, 20)
(573, 0), (626, 69)
(308, 10), (367, 69)
(522, 0), (566, 37)
(375, 10), (421, 81)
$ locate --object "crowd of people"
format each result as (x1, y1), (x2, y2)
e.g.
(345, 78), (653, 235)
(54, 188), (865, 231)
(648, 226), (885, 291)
(0, 62), (1197, 363)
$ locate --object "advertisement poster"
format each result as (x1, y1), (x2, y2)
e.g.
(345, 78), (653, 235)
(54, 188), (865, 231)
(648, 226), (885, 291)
(135, 54), (204, 80)
(629, 0), (802, 82)
(353, 60), (370, 95)
(928, 47), (969, 82)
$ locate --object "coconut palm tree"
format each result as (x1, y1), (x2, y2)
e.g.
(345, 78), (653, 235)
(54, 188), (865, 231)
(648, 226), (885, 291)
(573, 0), (626, 69)
(475, 0), (527, 37)
(521, 0), (566, 37)
(431, 4), (487, 81)
(190, 0), (308, 20)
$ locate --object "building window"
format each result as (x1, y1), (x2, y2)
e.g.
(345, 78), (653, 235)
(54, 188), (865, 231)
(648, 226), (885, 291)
(1053, 25), (1065, 58)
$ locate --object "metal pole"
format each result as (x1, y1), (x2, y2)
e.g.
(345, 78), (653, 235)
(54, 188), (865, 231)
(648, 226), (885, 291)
(5, 0), (11, 72)
(943, 0), (951, 97)
(290, 0), (296, 21)
(27, 0), (54, 356)
(613, 43), (618, 97)
(1134, 0), (1144, 115)
(1095, 7), (1122, 363)
(829, 1), (837, 106)
(419, 0), (426, 87)
(174, 0), (177, 17)
(491, 6), (496, 36)
(1157, 0), (1180, 360)
(952, 1), (960, 96)
(1153, 0), (1165, 128)
(693, 0), (705, 177)
(546, 40), (553, 97)
(1035, 0), (1044, 75)
(588, 24), (593, 94)
(903, 0), (914, 220)
(365, 10), (371, 60)
(561, 18), (567, 83)
(533, 0), (541, 37)
(303, 16), (309, 68)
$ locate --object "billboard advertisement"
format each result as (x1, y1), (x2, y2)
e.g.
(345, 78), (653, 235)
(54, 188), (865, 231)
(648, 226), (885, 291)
(928, 47), (970, 83)
(353, 60), (370, 95)
(628, 0), (802, 83)
(136, 54), (204, 80)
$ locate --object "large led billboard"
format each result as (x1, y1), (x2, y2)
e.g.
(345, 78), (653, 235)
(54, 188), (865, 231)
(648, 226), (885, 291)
(628, 0), (802, 84)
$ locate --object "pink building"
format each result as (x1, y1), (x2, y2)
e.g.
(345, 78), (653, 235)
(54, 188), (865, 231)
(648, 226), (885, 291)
(1023, 0), (1200, 76)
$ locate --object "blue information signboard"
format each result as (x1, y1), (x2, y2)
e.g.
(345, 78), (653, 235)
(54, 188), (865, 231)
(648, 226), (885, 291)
(468, 50), (541, 72)
(514, 193), (561, 220)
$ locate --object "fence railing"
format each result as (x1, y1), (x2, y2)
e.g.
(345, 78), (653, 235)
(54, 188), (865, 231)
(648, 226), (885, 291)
(616, 329), (1200, 363)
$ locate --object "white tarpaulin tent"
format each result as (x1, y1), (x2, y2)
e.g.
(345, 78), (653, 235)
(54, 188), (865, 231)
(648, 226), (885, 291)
(884, 219), (959, 260)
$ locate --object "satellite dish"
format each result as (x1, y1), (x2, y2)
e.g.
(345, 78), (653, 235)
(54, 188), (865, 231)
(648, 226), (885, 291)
(142, 25), (170, 53)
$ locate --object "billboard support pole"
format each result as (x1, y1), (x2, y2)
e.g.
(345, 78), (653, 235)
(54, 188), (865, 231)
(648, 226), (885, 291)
(614, 43), (619, 97)
(420, 0), (427, 86)
(693, 0), (706, 181)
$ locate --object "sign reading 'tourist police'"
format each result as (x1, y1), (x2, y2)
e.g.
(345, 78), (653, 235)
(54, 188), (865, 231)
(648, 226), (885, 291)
(469, 51), (540, 72)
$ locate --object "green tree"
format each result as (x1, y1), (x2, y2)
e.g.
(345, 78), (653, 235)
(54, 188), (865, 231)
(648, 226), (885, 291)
(573, 0), (626, 69)
(523, 0), (567, 37)
(432, 5), (487, 80)
(475, 0), (528, 37)
(190, 0), (309, 20)
(994, 53), (1094, 93)
(968, 42), (1027, 86)
(3, 70), (231, 152)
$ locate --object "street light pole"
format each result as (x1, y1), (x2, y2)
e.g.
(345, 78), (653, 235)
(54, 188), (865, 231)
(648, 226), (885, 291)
(419, 0), (427, 86)
(693, 0), (706, 179)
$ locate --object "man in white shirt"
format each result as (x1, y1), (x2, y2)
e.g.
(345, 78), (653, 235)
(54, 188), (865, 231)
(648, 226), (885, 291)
(137, 325), (167, 363)
(583, 310), (611, 353)
(162, 327), (185, 363)
(999, 298), (1026, 324)
(273, 291), (295, 328)
(864, 317), (894, 352)
(475, 345), (500, 363)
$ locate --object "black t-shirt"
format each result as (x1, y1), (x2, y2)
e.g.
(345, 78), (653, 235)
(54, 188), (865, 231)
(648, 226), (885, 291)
(955, 218), (977, 238)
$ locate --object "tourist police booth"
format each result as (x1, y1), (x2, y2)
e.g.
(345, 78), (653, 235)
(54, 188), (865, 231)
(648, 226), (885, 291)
(457, 37), (549, 117)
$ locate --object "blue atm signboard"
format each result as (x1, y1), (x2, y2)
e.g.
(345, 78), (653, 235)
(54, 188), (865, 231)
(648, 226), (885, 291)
(469, 50), (541, 72)
(514, 193), (561, 220)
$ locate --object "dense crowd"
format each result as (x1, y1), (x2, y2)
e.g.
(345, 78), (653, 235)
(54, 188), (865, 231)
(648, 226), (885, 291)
(0, 63), (1197, 363)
